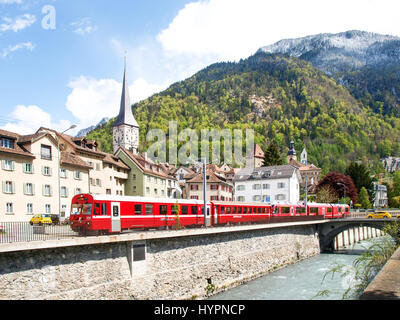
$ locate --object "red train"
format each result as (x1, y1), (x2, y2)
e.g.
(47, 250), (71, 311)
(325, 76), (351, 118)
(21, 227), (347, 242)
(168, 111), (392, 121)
(69, 194), (350, 235)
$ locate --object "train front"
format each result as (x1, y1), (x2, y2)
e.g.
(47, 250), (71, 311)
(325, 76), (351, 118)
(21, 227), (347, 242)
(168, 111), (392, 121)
(69, 194), (95, 234)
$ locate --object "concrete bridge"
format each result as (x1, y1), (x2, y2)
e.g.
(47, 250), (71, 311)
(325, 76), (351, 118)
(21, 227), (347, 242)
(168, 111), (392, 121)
(318, 218), (396, 252)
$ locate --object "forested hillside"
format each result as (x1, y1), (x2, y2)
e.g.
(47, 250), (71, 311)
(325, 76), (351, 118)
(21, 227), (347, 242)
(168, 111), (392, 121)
(87, 52), (400, 174)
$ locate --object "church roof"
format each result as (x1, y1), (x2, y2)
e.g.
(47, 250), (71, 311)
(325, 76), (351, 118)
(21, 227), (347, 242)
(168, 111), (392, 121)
(113, 61), (139, 128)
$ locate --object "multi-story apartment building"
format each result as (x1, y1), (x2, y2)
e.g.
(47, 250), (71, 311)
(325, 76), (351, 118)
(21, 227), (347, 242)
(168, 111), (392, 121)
(233, 165), (301, 203)
(0, 129), (90, 222)
(185, 169), (233, 201)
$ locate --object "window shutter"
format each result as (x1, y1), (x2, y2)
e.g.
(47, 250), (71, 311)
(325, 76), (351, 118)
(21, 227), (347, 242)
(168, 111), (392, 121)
(32, 184), (35, 195)
(11, 161), (15, 171)
(23, 183), (27, 195)
(12, 182), (15, 194)
(2, 181), (5, 193)
(42, 184), (45, 196)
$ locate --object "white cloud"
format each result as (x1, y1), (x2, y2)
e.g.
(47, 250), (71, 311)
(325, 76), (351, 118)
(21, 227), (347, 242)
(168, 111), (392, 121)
(157, 0), (400, 62)
(0, 105), (74, 135)
(71, 18), (97, 36)
(65, 76), (167, 130)
(1, 41), (35, 58)
(0, 13), (36, 32)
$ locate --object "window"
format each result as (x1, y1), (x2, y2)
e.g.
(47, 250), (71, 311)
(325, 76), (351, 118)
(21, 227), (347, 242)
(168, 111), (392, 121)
(181, 206), (188, 215)
(106, 189), (111, 195)
(43, 184), (52, 196)
(232, 207), (237, 214)
(191, 206), (197, 215)
(60, 186), (68, 198)
(281, 206), (290, 214)
(1, 138), (14, 149)
(6, 202), (13, 214)
(263, 184), (270, 189)
(132, 174), (136, 181)
(238, 207), (242, 213)
(146, 187), (150, 194)
(145, 204), (153, 215)
(74, 171), (82, 180)
(75, 188), (81, 195)
(236, 185), (245, 191)
(2, 160), (15, 171)
(171, 205), (178, 215)
(278, 182), (285, 188)
(60, 168), (67, 178)
(210, 184), (218, 190)
(102, 203), (107, 215)
(253, 195), (261, 201)
(310, 207), (319, 214)
(237, 196), (245, 202)
(23, 163), (33, 174)
(243, 207), (248, 214)
(226, 207), (231, 214)
(160, 205), (167, 215)
(275, 194), (286, 200)
(42, 166), (52, 176)
(296, 207), (306, 214)
(3, 181), (15, 194)
(45, 204), (51, 214)
(252, 184), (261, 190)
(135, 204), (142, 215)
(24, 183), (34, 195)
(26, 203), (33, 215)
(41, 145), (52, 160)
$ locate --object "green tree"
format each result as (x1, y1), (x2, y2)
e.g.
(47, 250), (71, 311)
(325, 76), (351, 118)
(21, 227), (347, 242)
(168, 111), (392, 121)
(345, 162), (373, 196)
(262, 142), (283, 166)
(358, 187), (372, 209)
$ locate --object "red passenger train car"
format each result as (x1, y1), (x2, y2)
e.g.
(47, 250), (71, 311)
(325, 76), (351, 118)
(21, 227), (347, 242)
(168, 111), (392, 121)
(69, 194), (350, 235)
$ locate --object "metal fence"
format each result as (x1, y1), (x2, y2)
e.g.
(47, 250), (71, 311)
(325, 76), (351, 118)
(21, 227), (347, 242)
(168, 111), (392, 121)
(0, 222), (79, 244)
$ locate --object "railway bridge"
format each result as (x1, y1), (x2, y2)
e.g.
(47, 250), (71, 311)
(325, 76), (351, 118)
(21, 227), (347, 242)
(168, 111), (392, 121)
(318, 218), (396, 252)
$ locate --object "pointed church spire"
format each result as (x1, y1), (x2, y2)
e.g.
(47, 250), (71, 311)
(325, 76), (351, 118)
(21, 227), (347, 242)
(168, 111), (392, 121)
(113, 57), (139, 128)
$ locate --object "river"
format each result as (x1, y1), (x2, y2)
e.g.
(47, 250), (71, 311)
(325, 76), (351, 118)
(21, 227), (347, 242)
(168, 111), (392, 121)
(209, 238), (382, 300)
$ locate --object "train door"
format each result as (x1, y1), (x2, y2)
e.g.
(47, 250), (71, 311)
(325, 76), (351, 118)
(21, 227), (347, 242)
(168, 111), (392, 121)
(203, 204), (211, 227)
(111, 202), (121, 232)
(322, 207), (326, 219)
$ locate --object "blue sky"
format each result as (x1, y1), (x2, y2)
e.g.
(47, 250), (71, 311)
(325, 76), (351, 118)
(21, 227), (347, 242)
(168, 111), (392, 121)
(1, 0), (399, 135)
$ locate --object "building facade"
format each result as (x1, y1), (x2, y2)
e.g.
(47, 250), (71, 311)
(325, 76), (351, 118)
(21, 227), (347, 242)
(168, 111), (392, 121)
(233, 165), (301, 203)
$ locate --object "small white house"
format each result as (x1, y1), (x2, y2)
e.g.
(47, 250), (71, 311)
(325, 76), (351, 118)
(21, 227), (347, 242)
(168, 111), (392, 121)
(233, 165), (302, 204)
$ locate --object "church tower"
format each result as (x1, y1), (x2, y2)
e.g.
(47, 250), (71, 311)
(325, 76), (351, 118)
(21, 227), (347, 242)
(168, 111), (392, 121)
(287, 140), (297, 163)
(113, 59), (139, 154)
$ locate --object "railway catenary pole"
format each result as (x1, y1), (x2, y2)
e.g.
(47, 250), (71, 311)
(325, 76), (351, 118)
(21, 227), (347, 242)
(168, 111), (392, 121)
(203, 157), (208, 226)
(304, 171), (308, 216)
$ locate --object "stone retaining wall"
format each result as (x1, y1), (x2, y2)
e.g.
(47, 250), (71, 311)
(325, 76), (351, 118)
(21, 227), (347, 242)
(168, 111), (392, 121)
(0, 225), (320, 300)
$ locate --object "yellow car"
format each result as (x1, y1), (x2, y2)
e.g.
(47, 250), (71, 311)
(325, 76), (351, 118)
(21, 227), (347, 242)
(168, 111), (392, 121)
(366, 211), (392, 219)
(29, 214), (53, 225)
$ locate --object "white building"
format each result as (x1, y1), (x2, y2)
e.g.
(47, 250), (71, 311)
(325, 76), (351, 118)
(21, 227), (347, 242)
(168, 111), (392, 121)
(233, 165), (302, 203)
(373, 182), (388, 208)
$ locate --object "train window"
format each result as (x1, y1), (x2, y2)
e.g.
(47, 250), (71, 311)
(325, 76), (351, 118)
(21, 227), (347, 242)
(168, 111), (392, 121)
(297, 207), (305, 214)
(310, 207), (318, 214)
(262, 207), (266, 214)
(181, 206), (188, 215)
(101, 203), (107, 215)
(171, 205), (179, 215)
(221, 206), (225, 214)
(160, 205), (167, 215)
(226, 207), (231, 214)
(327, 207), (332, 213)
(243, 207), (247, 214)
(94, 203), (101, 215)
(281, 207), (290, 214)
(145, 204), (153, 215)
(191, 206), (197, 215)
(135, 204), (142, 215)
(232, 207), (237, 214)
(238, 207), (242, 214)
(345, 207), (349, 212)
(249, 207), (252, 214)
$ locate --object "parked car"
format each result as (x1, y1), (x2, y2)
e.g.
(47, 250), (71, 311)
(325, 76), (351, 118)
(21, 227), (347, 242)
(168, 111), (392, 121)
(29, 214), (53, 225)
(366, 211), (392, 219)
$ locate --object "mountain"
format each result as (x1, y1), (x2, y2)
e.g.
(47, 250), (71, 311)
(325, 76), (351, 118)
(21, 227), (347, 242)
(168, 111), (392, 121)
(86, 49), (400, 175)
(75, 117), (110, 137)
(258, 30), (400, 116)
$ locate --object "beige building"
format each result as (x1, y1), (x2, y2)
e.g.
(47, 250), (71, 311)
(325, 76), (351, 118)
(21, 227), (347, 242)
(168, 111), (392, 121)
(0, 126), (130, 222)
(0, 129), (90, 222)
(185, 169), (233, 201)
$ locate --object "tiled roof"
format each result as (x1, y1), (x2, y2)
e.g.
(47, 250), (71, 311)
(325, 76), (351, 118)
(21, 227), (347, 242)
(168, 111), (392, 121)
(118, 147), (174, 179)
(0, 129), (35, 158)
(233, 164), (300, 182)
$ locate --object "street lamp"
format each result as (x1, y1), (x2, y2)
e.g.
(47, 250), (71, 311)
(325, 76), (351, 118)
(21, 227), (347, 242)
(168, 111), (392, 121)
(57, 125), (77, 218)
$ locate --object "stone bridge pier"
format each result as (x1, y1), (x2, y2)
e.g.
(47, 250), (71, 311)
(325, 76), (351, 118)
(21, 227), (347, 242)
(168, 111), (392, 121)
(318, 219), (390, 252)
